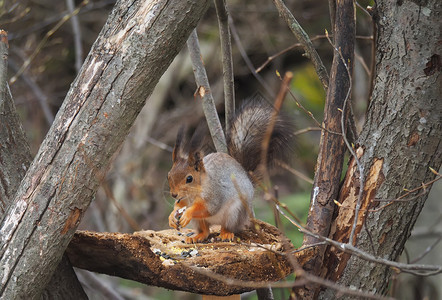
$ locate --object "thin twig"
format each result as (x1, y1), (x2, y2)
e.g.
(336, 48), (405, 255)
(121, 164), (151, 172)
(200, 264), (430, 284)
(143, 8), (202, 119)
(410, 236), (442, 264)
(281, 75), (342, 136)
(214, 0), (235, 132)
(66, 0), (84, 73)
(9, 0), (89, 84)
(260, 71), (293, 179)
(291, 242), (327, 254)
(276, 159), (313, 185)
(356, 1), (372, 18)
(8, 57), (54, 124)
(0, 6), (30, 26)
(261, 191), (304, 227)
(370, 173), (441, 212)
(228, 16), (275, 98)
(256, 35), (322, 73)
(272, 186), (283, 231)
(187, 29), (227, 153)
(272, 0), (329, 90)
(220, 234), (392, 300)
(186, 258), (391, 299)
(0, 30), (8, 99)
(101, 182), (141, 232)
(7, 0), (114, 40)
(276, 205), (442, 276)
(355, 51), (371, 76)
(334, 174), (442, 214)
(294, 127), (322, 135)
(256, 35), (372, 73)
(145, 136), (173, 152)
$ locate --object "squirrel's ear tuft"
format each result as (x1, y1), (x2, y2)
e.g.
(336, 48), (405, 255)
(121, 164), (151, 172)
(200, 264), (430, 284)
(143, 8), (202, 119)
(189, 122), (208, 153)
(191, 151), (205, 172)
(172, 126), (185, 162)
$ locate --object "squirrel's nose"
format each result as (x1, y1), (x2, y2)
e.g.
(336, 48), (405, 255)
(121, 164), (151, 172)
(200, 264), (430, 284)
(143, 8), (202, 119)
(171, 193), (178, 199)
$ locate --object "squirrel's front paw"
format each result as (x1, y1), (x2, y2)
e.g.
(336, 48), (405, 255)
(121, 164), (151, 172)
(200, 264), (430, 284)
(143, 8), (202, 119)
(179, 209), (192, 228)
(220, 227), (235, 242)
(169, 206), (187, 229)
(168, 212), (178, 229)
(185, 231), (209, 243)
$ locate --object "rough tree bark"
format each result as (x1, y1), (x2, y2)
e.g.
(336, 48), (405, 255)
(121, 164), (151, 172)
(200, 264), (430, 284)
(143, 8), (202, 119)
(0, 33), (32, 214)
(0, 0), (210, 299)
(295, 0), (355, 298)
(319, 0), (441, 298)
(0, 30), (87, 299)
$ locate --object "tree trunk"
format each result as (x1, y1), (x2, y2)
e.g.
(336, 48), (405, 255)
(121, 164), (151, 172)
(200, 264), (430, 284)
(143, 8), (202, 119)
(294, 1), (355, 298)
(0, 34), (32, 214)
(0, 0), (210, 298)
(320, 0), (441, 298)
(0, 30), (87, 299)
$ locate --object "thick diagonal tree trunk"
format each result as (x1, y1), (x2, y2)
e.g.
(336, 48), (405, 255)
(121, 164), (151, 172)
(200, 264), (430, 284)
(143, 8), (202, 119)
(0, 31), (87, 299)
(0, 0), (210, 298)
(319, 0), (441, 298)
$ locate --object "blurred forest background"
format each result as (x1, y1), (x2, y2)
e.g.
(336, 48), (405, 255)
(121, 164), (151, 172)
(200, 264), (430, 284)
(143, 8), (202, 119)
(1, 0), (440, 299)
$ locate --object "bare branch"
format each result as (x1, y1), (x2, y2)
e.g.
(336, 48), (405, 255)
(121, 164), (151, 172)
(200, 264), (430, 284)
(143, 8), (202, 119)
(256, 35), (372, 73)
(9, 0), (89, 84)
(259, 71), (293, 181)
(276, 204), (442, 276)
(66, 0), (84, 73)
(214, 0), (235, 132)
(271, 0), (329, 90)
(410, 236), (442, 264)
(275, 159), (313, 185)
(187, 29), (227, 153)
(228, 16), (274, 97)
(8, 57), (55, 124)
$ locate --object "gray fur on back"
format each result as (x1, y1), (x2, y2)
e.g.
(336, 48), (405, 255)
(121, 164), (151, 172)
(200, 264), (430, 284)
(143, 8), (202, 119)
(201, 152), (254, 232)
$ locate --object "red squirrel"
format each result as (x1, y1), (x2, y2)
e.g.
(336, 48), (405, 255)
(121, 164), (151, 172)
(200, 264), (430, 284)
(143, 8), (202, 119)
(167, 97), (293, 243)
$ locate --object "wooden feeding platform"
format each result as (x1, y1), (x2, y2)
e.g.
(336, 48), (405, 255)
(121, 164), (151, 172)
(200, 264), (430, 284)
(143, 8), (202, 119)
(66, 219), (295, 296)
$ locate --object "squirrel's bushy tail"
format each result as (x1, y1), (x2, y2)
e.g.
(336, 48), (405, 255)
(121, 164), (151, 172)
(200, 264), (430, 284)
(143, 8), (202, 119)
(227, 95), (294, 181)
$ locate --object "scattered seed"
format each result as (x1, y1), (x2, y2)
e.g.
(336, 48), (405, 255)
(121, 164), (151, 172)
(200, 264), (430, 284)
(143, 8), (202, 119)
(161, 253), (171, 259)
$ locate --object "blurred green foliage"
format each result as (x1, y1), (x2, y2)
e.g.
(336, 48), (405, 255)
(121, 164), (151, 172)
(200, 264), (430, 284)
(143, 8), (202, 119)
(291, 64), (326, 110)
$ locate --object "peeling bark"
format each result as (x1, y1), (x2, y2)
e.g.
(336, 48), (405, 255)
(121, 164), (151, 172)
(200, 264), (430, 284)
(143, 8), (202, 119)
(320, 0), (442, 298)
(295, 0), (355, 298)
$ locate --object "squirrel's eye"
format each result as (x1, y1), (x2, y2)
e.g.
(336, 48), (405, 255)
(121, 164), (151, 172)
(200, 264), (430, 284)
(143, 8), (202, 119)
(186, 175), (193, 183)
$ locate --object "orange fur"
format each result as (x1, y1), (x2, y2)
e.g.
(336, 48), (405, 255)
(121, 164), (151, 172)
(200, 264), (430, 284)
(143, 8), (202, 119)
(179, 197), (211, 227)
(186, 220), (210, 243)
(220, 227), (234, 241)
